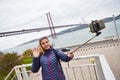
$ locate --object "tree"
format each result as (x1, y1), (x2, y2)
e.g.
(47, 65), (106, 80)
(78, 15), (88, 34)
(22, 49), (33, 59)
(0, 51), (3, 61)
(0, 51), (3, 55)
(0, 52), (22, 80)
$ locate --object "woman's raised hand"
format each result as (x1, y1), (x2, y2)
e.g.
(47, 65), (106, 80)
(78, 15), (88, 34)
(32, 47), (40, 57)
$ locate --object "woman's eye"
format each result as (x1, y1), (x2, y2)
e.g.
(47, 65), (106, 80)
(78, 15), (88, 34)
(42, 43), (45, 45)
(46, 41), (48, 43)
(42, 42), (48, 45)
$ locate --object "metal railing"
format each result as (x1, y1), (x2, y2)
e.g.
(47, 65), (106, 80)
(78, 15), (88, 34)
(5, 54), (116, 80)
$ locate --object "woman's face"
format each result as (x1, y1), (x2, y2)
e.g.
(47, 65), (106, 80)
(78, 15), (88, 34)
(40, 38), (51, 50)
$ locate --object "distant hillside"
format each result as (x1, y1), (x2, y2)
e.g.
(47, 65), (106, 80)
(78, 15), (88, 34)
(0, 52), (3, 55)
(115, 14), (120, 20)
(56, 24), (88, 35)
(0, 52), (3, 58)
(102, 14), (120, 23)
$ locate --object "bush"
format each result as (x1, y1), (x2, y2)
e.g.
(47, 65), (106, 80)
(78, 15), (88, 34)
(0, 52), (22, 80)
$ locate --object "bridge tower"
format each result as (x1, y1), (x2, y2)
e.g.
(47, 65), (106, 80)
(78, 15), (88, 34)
(46, 12), (56, 38)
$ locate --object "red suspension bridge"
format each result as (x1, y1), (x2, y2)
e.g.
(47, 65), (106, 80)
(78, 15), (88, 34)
(0, 23), (81, 37)
(0, 12), (81, 37)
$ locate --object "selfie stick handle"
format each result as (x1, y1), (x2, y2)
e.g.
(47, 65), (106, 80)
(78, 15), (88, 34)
(71, 32), (101, 53)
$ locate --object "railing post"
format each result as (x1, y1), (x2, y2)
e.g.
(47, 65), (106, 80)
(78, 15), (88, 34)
(21, 65), (29, 80)
(95, 56), (106, 80)
(15, 68), (22, 80)
(99, 55), (116, 80)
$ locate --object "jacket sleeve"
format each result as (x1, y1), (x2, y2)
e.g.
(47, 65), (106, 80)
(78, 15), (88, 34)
(31, 56), (41, 73)
(55, 49), (71, 62)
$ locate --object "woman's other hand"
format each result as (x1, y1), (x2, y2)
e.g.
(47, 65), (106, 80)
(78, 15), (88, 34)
(67, 52), (74, 59)
(32, 47), (40, 57)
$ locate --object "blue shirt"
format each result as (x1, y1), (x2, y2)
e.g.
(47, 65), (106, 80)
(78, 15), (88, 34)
(32, 48), (71, 80)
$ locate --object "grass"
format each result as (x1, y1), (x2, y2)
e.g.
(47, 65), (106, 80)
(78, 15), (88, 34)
(22, 58), (33, 71)
(22, 58), (32, 64)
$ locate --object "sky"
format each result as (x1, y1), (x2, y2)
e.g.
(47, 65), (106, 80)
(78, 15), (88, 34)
(0, 0), (120, 51)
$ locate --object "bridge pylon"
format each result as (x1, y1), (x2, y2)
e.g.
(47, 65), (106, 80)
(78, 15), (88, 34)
(46, 12), (56, 38)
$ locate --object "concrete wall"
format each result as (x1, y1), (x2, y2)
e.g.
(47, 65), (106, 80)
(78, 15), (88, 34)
(73, 42), (120, 80)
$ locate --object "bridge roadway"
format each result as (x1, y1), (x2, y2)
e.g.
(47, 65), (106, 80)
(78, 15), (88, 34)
(0, 24), (81, 37)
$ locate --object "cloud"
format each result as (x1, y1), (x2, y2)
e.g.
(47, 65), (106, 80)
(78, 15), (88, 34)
(0, 0), (120, 30)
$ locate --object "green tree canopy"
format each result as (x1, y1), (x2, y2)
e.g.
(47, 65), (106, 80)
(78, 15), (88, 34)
(0, 52), (22, 79)
(22, 49), (33, 59)
(0, 51), (3, 61)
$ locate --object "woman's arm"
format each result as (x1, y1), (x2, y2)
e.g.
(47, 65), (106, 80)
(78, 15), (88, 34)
(55, 49), (74, 62)
(32, 57), (41, 73)
(31, 47), (41, 73)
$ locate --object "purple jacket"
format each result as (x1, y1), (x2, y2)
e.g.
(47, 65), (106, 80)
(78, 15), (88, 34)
(32, 48), (71, 80)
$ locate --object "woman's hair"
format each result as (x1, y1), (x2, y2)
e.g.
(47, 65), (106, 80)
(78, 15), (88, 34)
(38, 36), (49, 55)
(38, 46), (44, 55)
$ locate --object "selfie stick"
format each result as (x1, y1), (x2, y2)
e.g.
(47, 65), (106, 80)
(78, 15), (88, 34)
(71, 32), (101, 53)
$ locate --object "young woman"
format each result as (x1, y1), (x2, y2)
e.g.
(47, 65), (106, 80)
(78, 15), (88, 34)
(32, 36), (74, 80)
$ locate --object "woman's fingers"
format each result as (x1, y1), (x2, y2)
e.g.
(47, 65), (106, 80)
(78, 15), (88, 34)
(32, 47), (40, 57)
